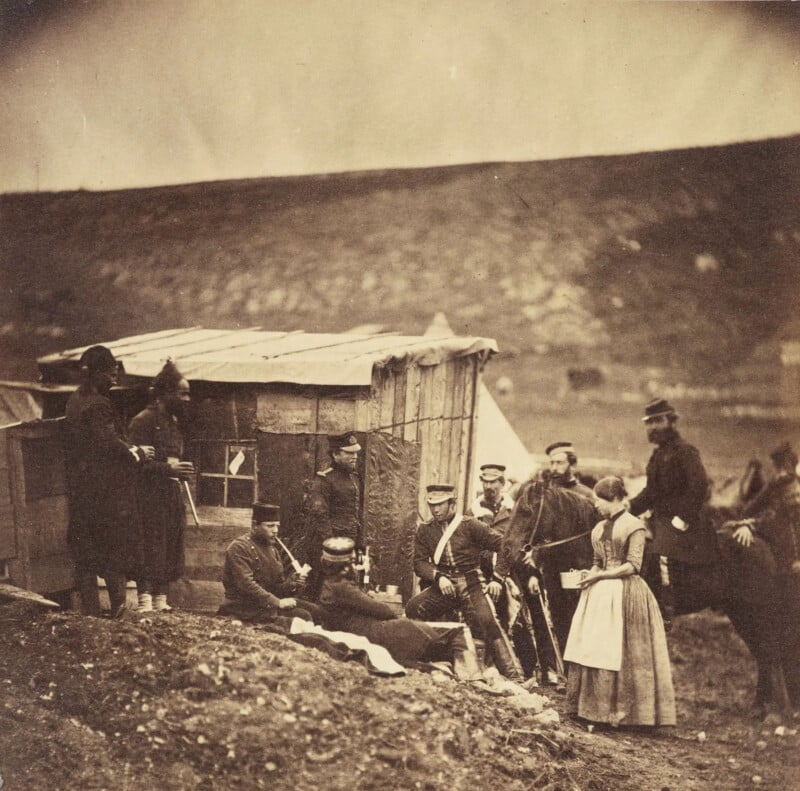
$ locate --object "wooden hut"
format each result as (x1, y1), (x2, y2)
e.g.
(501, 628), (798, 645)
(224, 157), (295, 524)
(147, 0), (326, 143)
(24, 327), (496, 608)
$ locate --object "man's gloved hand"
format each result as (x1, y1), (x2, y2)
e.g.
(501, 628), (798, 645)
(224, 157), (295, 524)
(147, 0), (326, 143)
(278, 598), (297, 610)
(527, 575), (541, 595)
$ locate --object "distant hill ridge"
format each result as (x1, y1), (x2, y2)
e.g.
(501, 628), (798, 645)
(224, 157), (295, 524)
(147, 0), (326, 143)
(2, 136), (799, 381)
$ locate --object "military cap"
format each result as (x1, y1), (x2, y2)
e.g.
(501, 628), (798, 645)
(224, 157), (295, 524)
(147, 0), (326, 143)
(252, 502), (280, 524)
(479, 464), (506, 482)
(79, 345), (117, 374)
(329, 432), (361, 452)
(642, 398), (678, 422)
(426, 483), (456, 505)
(545, 441), (575, 458)
(321, 536), (356, 563)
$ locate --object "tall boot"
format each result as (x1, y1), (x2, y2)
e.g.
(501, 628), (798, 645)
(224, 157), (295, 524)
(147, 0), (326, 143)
(76, 567), (101, 616)
(490, 637), (525, 683)
(105, 572), (128, 618)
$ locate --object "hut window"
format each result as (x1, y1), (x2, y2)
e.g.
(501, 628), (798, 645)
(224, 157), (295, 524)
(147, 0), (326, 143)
(194, 440), (256, 508)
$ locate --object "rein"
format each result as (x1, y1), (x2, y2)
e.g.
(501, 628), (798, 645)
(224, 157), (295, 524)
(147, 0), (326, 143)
(520, 482), (547, 554)
(520, 479), (591, 555)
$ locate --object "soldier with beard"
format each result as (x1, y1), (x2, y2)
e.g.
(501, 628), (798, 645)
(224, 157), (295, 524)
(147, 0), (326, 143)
(628, 398), (715, 628)
(546, 442), (595, 499)
(128, 360), (195, 612)
(64, 346), (155, 617)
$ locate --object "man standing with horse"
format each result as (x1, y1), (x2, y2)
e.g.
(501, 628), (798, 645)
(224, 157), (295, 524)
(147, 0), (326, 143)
(546, 442), (595, 500)
(628, 398), (718, 629)
(732, 441), (800, 709)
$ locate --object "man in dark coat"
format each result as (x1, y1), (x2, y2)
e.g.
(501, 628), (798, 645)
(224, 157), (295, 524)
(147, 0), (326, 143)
(628, 398), (716, 625)
(128, 360), (195, 612)
(546, 442), (594, 499)
(303, 431), (363, 597)
(318, 536), (481, 677)
(63, 345), (155, 617)
(733, 442), (800, 706)
(219, 503), (322, 624)
(405, 483), (523, 681)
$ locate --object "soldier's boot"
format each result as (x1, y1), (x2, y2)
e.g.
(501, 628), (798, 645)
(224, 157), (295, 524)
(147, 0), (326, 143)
(106, 573), (129, 619)
(490, 637), (525, 683)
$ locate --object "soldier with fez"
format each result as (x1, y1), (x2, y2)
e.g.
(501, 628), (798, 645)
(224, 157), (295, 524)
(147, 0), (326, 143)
(405, 483), (524, 681)
(304, 431), (364, 598)
(219, 502), (322, 625)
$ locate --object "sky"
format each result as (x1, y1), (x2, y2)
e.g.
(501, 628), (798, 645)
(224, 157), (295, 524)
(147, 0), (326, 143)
(1, 1), (800, 193)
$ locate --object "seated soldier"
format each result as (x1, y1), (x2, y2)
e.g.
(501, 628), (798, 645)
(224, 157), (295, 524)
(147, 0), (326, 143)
(318, 537), (481, 678)
(405, 483), (524, 681)
(218, 502), (322, 624)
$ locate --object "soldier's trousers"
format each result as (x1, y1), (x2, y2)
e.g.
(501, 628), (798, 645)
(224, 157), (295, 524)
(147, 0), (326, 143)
(405, 569), (523, 680)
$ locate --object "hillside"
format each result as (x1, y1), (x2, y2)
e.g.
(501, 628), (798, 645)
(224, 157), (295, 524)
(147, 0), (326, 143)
(2, 137), (799, 474)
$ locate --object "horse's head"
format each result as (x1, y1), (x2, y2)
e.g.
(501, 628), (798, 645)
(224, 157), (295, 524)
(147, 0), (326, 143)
(503, 471), (597, 570)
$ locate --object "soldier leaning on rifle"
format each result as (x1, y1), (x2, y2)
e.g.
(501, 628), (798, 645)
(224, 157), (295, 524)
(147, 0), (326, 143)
(303, 432), (364, 598)
(218, 503), (323, 626)
(405, 483), (524, 682)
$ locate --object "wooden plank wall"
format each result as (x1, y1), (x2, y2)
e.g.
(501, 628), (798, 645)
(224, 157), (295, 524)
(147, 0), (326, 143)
(0, 427), (16, 560)
(366, 357), (479, 518)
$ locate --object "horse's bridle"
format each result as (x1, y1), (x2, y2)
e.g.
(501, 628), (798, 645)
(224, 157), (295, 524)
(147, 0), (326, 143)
(520, 477), (591, 558)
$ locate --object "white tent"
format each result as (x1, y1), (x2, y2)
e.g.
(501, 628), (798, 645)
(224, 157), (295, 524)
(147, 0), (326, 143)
(424, 313), (534, 488)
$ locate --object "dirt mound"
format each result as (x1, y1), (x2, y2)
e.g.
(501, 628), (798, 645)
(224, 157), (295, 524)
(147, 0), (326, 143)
(2, 602), (800, 790)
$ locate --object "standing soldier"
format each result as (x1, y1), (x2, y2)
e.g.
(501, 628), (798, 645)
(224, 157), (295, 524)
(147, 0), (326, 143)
(63, 346), (155, 617)
(545, 442), (595, 499)
(128, 360), (195, 613)
(733, 442), (800, 708)
(406, 483), (524, 681)
(304, 432), (363, 597)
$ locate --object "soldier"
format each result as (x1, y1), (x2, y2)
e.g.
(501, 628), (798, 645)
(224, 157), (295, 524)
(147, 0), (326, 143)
(468, 464), (538, 678)
(733, 442), (800, 707)
(63, 345), (155, 617)
(405, 483), (524, 681)
(128, 360), (195, 613)
(219, 502), (321, 624)
(304, 431), (363, 597)
(545, 442), (594, 499)
(628, 398), (716, 628)
(468, 463), (516, 533)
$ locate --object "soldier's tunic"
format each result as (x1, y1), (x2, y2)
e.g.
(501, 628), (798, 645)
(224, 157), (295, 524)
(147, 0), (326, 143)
(128, 404), (186, 585)
(743, 472), (800, 704)
(304, 463), (363, 596)
(628, 432), (716, 565)
(219, 533), (320, 623)
(558, 477), (595, 501)
(406, 514), (523, 680)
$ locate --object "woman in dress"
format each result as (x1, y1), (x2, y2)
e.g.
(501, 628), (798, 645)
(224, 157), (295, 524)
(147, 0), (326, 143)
(563, 476), (676, 727)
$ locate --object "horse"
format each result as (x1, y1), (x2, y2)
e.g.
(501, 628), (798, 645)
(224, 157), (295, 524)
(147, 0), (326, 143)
(503, 470), (790, 716)
(497, 473), (597, 663)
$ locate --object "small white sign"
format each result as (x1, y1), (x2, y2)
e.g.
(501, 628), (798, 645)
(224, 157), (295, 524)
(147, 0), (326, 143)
(229, 450), (246, 475)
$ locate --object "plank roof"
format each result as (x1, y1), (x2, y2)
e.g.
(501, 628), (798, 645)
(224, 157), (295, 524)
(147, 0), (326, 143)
(38, 327), (497, 386)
